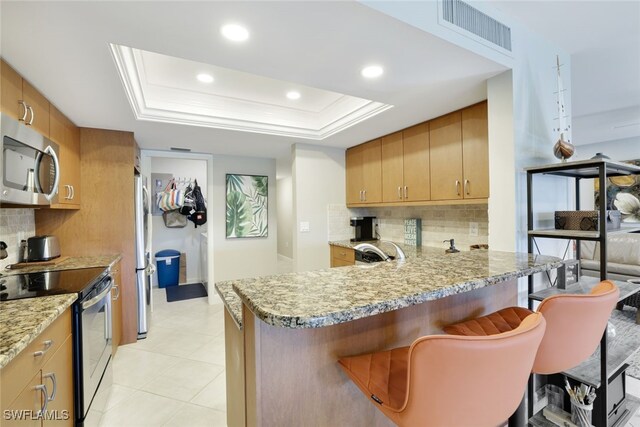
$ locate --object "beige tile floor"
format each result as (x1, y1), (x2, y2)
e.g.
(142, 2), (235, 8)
(91, 287), (228, 427)
(88, 283), (640, 427)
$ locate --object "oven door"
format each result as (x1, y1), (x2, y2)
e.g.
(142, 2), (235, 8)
(79, 277), (113, 419)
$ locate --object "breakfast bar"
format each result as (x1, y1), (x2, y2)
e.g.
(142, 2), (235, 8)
(216, 248), (563, 427)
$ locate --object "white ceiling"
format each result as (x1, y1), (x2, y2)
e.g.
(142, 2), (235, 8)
(1, 1), (636, 158)
(489, 0), (640, 145)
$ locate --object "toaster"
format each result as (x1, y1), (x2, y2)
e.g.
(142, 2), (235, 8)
(27, 235), (61, 262)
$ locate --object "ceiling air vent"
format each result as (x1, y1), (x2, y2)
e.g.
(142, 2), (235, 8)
(441, 0), (512, 52)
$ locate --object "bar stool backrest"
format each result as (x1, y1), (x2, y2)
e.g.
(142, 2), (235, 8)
(533, 280), (619, 375)
(390, 313), (546, 427)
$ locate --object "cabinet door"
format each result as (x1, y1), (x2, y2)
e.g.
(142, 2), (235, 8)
(49, 107), (81, 207)
(1, 60), (24, 121)
(112, 263), (123, 355)
(361, 139), (382, 203)
(22, 80), (50, 137)
(462, 102), (489, 199)
(430, 112), (463, 200)
(345, 145), (364, 205)
(381, 132), (404, 202)
(64, 120), (81, 205)
(402, 123), (430, 202)
(41, 335), (74, 426)
(3, 370), (44, 427)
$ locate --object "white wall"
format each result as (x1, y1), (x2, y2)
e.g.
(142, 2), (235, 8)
(292, 144), (345, 272)
(277, 176), (293, 258)
(574, 137), (640, 210)
(150, 157), (207, 285)
(212, 155), (278, 282)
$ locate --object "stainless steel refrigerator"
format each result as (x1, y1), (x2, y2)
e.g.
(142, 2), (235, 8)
(134, 174), (152, 339)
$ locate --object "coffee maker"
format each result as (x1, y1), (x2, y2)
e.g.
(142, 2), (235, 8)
(350, 216), (376, 242)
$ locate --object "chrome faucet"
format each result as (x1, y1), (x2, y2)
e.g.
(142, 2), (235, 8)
(383, 241), (406, 261)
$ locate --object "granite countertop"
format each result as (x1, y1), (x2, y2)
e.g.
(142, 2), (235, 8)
(3, 254), (122, 276)
(215, 281), (243, 329)
(0, 294), (77, 369)
(219, 247), (563, 329)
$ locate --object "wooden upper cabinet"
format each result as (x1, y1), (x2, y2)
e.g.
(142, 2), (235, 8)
(430, 111), (463, 200)
(462, 101), (489, 199)
(402, 123), (430, 202)
(381, 132), (404, 202)
(346, 145), (364, 205)
(49, 106), (81, 208)
(1, 60), (24, 121)
(346, 140), (382, 205)
(361, 139), (382, 203)
(22, 80), (50, 137)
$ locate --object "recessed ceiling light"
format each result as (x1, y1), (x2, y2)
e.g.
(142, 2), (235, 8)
(361, 65), (384, 79)
(196, 73), (214, 83)
(286, 91), (301, 100)
(221, 24), (250, 42)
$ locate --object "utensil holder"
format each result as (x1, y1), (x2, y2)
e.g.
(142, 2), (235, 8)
(570, 398), (593, 427)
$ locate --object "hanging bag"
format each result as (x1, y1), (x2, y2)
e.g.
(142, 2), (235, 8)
(188, 180), (207, 228)
(157, 179), (185, 212)
(179, 183), (196, 215)
(162, 209), (188, 228)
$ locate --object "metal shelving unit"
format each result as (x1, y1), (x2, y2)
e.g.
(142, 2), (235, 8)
(525, 158), (640, 427)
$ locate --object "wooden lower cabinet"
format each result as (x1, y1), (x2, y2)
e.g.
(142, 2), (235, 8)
(0, 309), (73, 426)
(111, 261), (123, 355)
(330, 245), (355, 267)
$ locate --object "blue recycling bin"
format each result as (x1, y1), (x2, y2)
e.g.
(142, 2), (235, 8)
(155, 249), (180, 288)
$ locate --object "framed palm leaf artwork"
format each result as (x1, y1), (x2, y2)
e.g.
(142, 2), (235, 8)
(226, 174), (268, 238)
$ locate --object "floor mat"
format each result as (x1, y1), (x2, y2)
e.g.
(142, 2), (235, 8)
(165, 283), (208, 302)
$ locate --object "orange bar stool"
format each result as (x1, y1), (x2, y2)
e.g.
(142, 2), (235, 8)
(338, 313), (546, 427)
(444, 280), (619, 419)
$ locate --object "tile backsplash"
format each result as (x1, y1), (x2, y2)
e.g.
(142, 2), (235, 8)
(327, 204), (488, 251)
(0, 208), (36, 269)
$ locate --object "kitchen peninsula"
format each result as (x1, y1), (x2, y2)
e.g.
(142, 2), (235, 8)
(216, 248), (563, 427)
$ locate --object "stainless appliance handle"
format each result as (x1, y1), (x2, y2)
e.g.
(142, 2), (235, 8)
(35, 384), (49, 415)
(43, 372), (57, 401)
(82, 280), (113, 309)
(44, 145), (60, 201)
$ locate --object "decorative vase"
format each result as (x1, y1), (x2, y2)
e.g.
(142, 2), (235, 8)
(553, 133), (575, 162)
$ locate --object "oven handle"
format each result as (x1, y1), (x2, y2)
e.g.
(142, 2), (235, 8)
(81, 279), (113, 310)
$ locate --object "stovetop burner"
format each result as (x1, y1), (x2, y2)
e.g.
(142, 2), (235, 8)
(0, 267), (108, 301)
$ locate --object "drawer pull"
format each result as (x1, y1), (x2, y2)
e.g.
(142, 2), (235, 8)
(34, 339), (54, 357)
(43, 372), (57, 401)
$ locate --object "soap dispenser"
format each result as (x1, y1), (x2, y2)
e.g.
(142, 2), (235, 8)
(443, 239), (460, 254)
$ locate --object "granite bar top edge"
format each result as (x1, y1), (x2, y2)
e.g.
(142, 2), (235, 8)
(214, 282), (243, 329)
(3, 254), (122, 276)
(232, 256), (564, 329)
(0, 294), (77, 369)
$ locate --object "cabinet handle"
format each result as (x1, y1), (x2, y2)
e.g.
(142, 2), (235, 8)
(18, 100), (28, 121)
(27, 106), (35, 125)
(43, 373), (57, 401)
(70, 185), (75, 200)
(35, 384), (49, 416)
(455, 180), (461, 196)
(65, 185), (71, 200)
(464, 179), (470, 195)
(33, 339), (53, 357)
(404, 186), (408, 199)
(112, 284), (120, 300)
(397, 186), (402, 199)
(363, 190), (366, 201)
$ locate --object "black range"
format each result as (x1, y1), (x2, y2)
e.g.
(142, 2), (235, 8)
(0, 267), (108, 301)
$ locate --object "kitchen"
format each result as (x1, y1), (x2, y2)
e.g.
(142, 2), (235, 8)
(1, 1), (640, 427)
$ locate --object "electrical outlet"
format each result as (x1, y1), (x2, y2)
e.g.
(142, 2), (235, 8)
(300, 221), (310, 233)
(469, 222), (479, 237)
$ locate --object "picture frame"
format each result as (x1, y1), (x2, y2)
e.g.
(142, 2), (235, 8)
(225, 174), (268, 238)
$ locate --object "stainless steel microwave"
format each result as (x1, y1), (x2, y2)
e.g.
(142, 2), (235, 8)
(1, 113), (60, 205)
